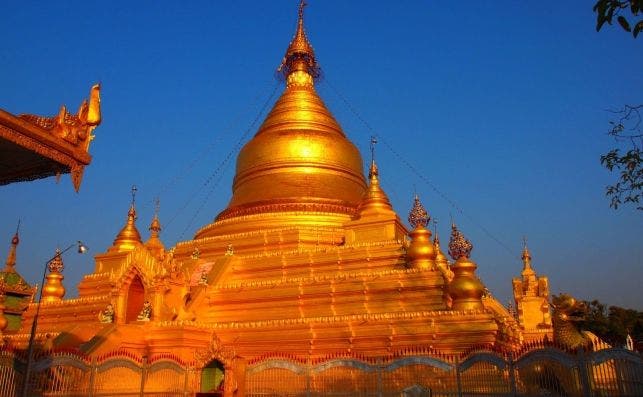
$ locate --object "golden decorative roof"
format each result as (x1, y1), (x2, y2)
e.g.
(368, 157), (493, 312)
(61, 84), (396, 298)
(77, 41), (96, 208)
(0, 84), (101, 191)
(198, 2), (366, 238)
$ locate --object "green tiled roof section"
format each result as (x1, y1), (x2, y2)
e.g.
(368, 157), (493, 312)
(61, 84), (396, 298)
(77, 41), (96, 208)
(4, 313), (22, 331)
(1, 271), (28, 287)
(4, 294), (27, 312)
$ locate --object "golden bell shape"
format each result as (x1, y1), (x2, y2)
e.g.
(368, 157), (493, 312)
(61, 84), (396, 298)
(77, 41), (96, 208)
(42, 249), (66, 303)
(42, 272), (66, 303)
(406, 195), (435, 269)
(448, 257), (484, 311)
(447, 224), (484, 311)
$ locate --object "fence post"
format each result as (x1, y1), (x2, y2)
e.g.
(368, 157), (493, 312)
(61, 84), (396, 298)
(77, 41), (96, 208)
(88, 356), (96, 397)
(455, 357), (462, 397)
(139, 355), (148, 397)
(377, 358), (383, 397)
(507, 351), (517, 397)
(183, 366), (190, 397)
(577, 347), (592, 397)
(306, 357), (311, 397)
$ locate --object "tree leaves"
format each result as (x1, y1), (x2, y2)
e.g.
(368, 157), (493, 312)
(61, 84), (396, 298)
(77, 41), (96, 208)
(600, 105), (643, 210)
(594, 0), (641, 38)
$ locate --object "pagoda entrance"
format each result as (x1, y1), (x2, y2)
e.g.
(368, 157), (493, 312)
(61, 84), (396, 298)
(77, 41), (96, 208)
(125, 275), (145, 323)
(200, 359), (225, 394)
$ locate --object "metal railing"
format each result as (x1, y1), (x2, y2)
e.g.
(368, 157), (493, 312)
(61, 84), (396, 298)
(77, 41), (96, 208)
(1, 344), (641, 396)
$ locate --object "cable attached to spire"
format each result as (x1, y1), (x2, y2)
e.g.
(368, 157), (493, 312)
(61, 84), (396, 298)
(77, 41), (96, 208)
(323, 77), (518, 260)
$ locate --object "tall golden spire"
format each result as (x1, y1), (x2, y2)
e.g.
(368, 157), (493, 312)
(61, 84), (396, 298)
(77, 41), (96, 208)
(277, 0), (320, 81)
(4, 228), (19, 273)
(109, 186), (143, 252)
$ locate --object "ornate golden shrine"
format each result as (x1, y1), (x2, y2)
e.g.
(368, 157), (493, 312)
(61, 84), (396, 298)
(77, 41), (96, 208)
(1, 3), (557, 395)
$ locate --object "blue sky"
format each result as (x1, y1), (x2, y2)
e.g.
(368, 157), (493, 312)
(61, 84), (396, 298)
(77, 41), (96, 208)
(1, 1), (641, 309)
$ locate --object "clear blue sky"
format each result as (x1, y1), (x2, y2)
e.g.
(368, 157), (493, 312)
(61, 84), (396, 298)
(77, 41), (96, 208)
(1, 1), (641, 309)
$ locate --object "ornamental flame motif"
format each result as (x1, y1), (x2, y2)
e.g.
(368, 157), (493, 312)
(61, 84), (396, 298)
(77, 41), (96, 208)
(48, 249), (64, 273)
(448, 224), (473, 260)
(408, 195), (430, 228)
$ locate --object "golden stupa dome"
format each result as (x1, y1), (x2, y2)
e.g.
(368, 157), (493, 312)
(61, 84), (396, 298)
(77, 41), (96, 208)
(196, 3), (366, 238)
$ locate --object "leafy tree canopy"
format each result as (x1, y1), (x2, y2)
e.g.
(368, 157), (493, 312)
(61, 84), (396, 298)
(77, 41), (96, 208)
(594, 0), (643, 38)
(581, 299), (643, 348)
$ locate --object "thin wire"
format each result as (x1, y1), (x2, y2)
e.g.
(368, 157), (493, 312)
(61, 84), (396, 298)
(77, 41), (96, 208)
(173, 82), (281, 241)
(165, 81), (280, 230)
(141, 81), (280, 212)
(324, 78), (517, 259)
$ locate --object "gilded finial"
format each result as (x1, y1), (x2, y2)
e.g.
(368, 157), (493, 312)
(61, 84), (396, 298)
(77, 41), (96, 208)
(110, 189), (143, 252)
(48, 248), (64, 273)
(521, 236), (534, 274)
(4, 221), (20, 272)
(131, 185), (138, 206)
(278, 0), (320, 81)
(42, 247), (67, 303)
(408, 195), (430, 229)
(145, 198), (165, 256)
(448, 223), (473, 260)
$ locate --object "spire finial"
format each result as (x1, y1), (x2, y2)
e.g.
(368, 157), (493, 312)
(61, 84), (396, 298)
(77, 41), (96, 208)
(131, 185), (138, 207)
(448, 223), (473, 260)
(278, 0), (320, 81)
(408, 195), (430, 229)
(370, 136), (377, 165)
(521, 236), (533, 271)
(4, 221), (20, 272)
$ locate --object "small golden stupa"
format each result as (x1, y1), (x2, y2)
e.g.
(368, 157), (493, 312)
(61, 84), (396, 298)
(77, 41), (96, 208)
(7, 2), (551, 393)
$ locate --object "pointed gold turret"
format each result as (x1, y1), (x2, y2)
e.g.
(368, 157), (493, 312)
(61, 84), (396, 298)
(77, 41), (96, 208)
(356, 160), (395, 217)
(109, 187), (143, 252)
(434, 232), (453, 281)
(145, 200), (165, 258)
(197, 2), (366, 238)
(42, 248), (66, 303)
(521, 239), (535, 277)
(4, 232), (19, 273)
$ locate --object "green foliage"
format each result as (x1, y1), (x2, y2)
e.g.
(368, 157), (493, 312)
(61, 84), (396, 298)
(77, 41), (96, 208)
(594, 0), (642, 37)
(600, 105), (642, 210)
(582, 299), (643, 347)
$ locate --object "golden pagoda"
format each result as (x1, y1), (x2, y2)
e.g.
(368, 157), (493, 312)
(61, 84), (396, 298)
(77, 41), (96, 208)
(512, 240), (553, 342)
(8, 3), (549, 394)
